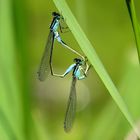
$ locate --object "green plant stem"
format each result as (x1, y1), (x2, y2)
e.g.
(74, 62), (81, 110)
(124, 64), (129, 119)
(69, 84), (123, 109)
(53, 0), (140, 138)
(126, 0), (140, 63)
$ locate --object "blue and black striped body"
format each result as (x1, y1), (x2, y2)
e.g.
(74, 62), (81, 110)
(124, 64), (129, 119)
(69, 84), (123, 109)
(50, 17), (60, 32)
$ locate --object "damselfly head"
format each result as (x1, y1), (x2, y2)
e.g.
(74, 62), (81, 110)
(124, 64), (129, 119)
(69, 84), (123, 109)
(74, 58), (83, 65)
(52, 12), (61, 19)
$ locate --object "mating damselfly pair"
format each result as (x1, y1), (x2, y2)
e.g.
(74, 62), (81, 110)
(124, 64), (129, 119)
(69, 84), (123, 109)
(37, 12), (91, 132)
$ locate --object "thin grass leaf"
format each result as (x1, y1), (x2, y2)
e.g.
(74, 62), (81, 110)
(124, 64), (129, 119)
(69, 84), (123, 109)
(0, 109), (17, 140)
(139, 24), (140, 36)
(126, 0), (140, 63)
(13, 0), (34, 138)
(0, 0), (24, 139)
(53, 0), (140, 137)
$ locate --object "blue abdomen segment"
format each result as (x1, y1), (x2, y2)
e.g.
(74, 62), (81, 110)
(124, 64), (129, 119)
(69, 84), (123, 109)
(74, 69), (81, 78)
(51, 19), (59, 32)
(74, 66), (85, 80)
(65, 64), (76, 74)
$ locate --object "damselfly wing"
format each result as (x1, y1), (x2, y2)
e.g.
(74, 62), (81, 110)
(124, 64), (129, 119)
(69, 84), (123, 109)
(38, 31), (54, 81)
(64, 77), (77, 132)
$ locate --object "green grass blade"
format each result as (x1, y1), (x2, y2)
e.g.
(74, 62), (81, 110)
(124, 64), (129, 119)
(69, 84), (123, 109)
(0, 0), (24, 139)
(139, 24), (140, 36)
(0, 109), (17, 140)
(126, 0), (140, 63)
(13, 0), (33, 138)
(53, 0), (140, 137)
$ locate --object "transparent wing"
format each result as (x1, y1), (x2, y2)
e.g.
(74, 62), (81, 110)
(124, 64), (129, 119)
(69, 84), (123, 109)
(64, 77), (77, 132)
(38, 31), (54, 81)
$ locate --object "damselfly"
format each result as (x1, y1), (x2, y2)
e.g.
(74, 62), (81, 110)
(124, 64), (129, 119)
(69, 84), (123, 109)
(51, 57), (91, 132)
(38, 12), (84, 81)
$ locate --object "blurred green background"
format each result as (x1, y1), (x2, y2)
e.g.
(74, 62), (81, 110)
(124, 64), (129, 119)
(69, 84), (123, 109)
(1, 0), (140, 139)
